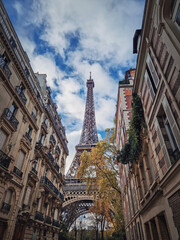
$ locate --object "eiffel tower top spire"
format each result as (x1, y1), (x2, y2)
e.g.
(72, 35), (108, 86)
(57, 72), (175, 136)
(78, 72), (98, 146)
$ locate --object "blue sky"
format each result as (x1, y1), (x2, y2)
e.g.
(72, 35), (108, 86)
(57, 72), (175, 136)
(3, 0), (145, 172)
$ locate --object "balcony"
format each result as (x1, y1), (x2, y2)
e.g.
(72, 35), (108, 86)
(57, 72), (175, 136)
(13, 166), (23, 178)
(2, 108), (19, 130)
(1, 202), (11, 212)
(56, 145), (61, 155)
(40, 176), (63, 201)
(25, 132), (32, 143)
(0, 150), (11, 169)
(0, 56), (11, 79)
(53, 219), (60, 227)
(50, 135), (56, 146)
(31, 112), (37, 122)
(35, 211), (44, 222)
(45, 215), (51, 225)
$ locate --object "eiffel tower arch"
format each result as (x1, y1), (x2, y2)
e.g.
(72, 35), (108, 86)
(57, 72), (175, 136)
(62, 73), (98, 228)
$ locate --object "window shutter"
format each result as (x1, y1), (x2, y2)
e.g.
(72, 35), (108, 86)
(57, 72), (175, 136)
(145, 71), (155, 100)
(23, 186), (31, 205)
(4, 189), (12, 204)
(154, 119), (171, 168)
(146, 53), (160, 88)
(162, 96), (180, 150)
(0, 129), (8, 150)
(16, 150), (25, 170)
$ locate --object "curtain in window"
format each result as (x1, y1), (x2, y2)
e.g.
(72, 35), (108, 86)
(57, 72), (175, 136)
(0, 129), (8, 150)
(16, 150), (25, 170)
(54, 209), (58, 220)
(4, 189), (12, 204)
(23, 186), (31, 205)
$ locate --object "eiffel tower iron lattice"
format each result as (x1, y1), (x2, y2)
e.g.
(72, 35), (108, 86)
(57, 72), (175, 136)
(62, 73), (98, 228)
(66, 72), (98, 178)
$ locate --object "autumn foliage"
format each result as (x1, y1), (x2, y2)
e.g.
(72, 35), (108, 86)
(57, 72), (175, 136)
(77, 128), (125, 239)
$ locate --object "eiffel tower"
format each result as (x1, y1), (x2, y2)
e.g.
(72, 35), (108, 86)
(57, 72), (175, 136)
(62, 73), (98, 228)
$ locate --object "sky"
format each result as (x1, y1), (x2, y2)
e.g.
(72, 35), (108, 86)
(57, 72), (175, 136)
(3, 0), (145, 173)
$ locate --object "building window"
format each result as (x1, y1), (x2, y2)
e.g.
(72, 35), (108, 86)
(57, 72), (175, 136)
(145, 53), (160, 100)
(33, 157), (38, 170)
(16, 150), (25, 170)
(1, 52), (10, 65)
(32, 107), (37, 122)
(0, 129), (8, 150)
(39, 134), (45, 144)
(54, 208), (58, 220)
(9, 102), (18, 117)
(1, 189), (12, 212)
(18, 83), (25, 94)
(171, 1), (180, 28)
(146, 147), (155, 184)
(23, 186), (32, 206)
(155, 97), (180, 167)
(140, 161), (148, 194)
(45, 168), (48, 178)
(26, 125), (32, 142)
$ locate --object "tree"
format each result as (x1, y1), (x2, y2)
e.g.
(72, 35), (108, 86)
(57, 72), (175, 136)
(77, 128), (125, 239)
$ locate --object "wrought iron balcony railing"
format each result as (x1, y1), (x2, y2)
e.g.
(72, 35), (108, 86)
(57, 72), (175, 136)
(48, 152), (54, 164)
(15, 86), (27, 105)
(13, 166), (23, 178)
(31, 112), (37, 122)
(35, 211), (44, 222)
(56, 145), (61, 155)
(2, 108), (19, 130)
(53, 219), (60, 227)
(0, 56), (12, 79)
(25, 132), (32, 143)
(45, 215), (51, 225)
(50, 135), (56, 146)
(0, 150), (11, 169)
(40, 176), (64, 201)
(1, 202), (11, 212)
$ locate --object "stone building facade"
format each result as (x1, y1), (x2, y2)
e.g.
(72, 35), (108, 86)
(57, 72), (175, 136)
(0, 1), (68, 240)
(116, 0), (180, 239)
